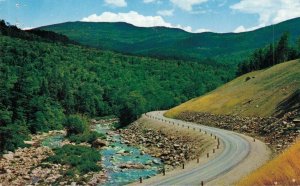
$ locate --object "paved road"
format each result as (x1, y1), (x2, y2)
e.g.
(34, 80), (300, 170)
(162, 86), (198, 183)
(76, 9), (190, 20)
(144, 111), (251, 185)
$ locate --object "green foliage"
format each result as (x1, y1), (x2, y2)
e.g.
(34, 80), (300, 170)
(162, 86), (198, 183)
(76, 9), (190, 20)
(63, 115), (88, 136)
(68, 131), (105, 144)
(29, 96), (64, 133)
(0, 20), (76, 44)
(45, 145), (101, 174)
(297, 37), (300, 56)
(0, 122), (29, 153)
(40, 18), (300, 64)
(237, 32), (300, 76)
(0, 20), (233, 152)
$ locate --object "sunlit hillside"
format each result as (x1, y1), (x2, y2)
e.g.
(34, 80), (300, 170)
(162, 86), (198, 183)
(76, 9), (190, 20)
(166, 60), (300, 118)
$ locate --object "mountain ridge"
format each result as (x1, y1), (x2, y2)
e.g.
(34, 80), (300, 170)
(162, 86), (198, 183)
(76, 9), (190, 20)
(38, 17), (300, 63)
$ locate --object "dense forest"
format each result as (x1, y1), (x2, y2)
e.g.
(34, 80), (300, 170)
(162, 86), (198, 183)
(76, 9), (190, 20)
(0, 20), (77, 45)
(237, 33), (300, 75)
(0, 21), (234, 153)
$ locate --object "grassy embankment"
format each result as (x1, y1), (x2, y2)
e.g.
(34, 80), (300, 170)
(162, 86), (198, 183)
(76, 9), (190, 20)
(237, 140), (300, 185)
(166, 60), (300, 118)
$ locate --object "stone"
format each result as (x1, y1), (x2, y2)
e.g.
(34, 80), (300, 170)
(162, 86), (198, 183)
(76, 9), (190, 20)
(24, 141), (36, 146)
(152, 159), (160, 165)
(119, 163), (145, 169)
(173, 144), (180, 149)
(3, 153), (14, 160)
(92, 139), (107, 148)
(23, 175), (30, 180)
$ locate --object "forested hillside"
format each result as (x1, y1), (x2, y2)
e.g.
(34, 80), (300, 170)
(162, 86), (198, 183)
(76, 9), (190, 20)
(0, 22), (234, 153)
(39, 18), (300, 64)
(237, 33), (300, 75)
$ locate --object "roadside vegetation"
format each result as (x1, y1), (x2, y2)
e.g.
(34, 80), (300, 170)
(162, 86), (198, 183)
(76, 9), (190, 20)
(238, 140), (300, 186)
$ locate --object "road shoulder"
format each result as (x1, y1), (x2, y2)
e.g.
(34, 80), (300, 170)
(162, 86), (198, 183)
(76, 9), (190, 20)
(207, 133), (271, 186)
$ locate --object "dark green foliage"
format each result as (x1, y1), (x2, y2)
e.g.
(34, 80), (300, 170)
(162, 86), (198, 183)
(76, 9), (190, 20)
(45, 145), (101, 174)
(62, 115), (105, 144)
(0, 122), (29, 153)
(297, 37), (300, 56)
(63, 115), (88, 136)
(0, 20), (76, 45)
(68, 131), (105, 144)
(40, 18), (300, 64)
(0, 20), (233, 152)
(237, 33), (300, 76)
(29, 96), (64, 133)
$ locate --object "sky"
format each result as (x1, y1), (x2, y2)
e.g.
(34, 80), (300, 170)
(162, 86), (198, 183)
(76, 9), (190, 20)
(0, 0), (300, 33)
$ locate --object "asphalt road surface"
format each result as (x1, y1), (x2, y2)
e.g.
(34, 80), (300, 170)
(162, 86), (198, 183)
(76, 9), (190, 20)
(144, 111), (251, 186)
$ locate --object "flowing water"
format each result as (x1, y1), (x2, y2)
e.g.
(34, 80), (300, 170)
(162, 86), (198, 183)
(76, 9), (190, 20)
(42, 125), (162, 185)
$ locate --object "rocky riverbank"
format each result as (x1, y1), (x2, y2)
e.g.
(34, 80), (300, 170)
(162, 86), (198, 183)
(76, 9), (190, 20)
(0, 131), (107, 186)
(120, 117), (215, 171)
(176, 110), (300, 152)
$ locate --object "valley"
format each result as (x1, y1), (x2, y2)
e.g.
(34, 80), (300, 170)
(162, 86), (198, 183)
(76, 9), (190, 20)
(0, 9), (300, 185)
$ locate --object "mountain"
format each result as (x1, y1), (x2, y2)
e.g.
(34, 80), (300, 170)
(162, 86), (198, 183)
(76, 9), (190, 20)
(39, 18), (300, 64)
(165, 59), (300, 118)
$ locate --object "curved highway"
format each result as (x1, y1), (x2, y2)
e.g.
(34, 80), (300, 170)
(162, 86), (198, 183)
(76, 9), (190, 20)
(144, 111), (251, 185)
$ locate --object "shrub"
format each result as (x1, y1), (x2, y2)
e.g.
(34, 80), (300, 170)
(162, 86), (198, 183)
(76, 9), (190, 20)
(45, 144), (101, 174)
(63, 115), (88, 136)
(0, 121), (29, 153)
(68, 131), (105, 144)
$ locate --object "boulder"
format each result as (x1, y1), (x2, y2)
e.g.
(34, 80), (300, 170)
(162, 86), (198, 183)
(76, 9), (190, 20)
(152, 159), (161, 165)
(2, 152), (14, 160)
(119, 163), (145, 169)
(92, 139), (107, 148)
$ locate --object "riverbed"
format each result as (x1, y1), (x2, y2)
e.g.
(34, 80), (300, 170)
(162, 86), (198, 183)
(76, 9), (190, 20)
(42, 124), (163, 185)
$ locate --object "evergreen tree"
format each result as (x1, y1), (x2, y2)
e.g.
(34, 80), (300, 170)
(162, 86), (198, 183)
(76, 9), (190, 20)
(275, 32), (290, 64)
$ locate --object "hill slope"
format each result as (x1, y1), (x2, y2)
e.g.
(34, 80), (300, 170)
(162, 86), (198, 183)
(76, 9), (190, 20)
(165, 60), (300, 118)
(39, 18), (300, 63)
(0, 22), (234, 152)
(237, 139), (300, 186)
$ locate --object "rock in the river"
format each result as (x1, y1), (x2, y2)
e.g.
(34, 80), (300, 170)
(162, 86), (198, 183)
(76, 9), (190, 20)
(152, 159), (160, 165)
(119, 163), (145, 169)
(92, 139), (107, 148)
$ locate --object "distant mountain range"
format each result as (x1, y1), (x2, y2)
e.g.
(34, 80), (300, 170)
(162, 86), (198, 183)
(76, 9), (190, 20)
(39, 17), (300, 64)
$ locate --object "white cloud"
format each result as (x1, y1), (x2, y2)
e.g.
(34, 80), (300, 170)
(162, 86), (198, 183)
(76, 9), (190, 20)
(231, 0), (300, 28)
(104, 0), (127, 7)
(22, 27), (34, 30)
(233, 25), (246, 33)
(170, 0), (208, 11)
(157, 9), (174, 17)
(195, 28), (210, 33)
(81, 11), (209, 33)
(82, 11), (172, 27)
(233, 24), (264, 33)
